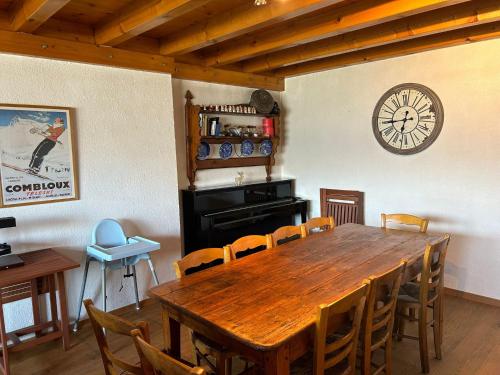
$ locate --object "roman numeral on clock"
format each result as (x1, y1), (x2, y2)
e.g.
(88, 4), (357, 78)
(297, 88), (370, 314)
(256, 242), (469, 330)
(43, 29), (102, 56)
(384, 127), (394, 137)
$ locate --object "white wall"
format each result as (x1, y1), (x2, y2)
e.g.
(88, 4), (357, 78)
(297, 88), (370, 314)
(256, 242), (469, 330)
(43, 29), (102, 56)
(172, 79), (282, 189)
(282, 38), (500, 300)
(1, 35), (498, 333)
(0, 54), (180, 330)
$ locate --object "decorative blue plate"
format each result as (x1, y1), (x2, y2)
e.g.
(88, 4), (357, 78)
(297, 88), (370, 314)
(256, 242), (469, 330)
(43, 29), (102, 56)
(260, 139), (273, 156)
(219, 142), (233, 160)
(241, 139), (254, 156)
(197, 142), (210, 160)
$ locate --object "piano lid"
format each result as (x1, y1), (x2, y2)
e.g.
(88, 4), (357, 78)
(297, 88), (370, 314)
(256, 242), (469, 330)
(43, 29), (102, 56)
(182, 179), (296, 214)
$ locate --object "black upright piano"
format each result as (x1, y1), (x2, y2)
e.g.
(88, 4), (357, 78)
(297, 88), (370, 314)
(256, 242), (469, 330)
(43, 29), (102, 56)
(181, 179), (307, 254)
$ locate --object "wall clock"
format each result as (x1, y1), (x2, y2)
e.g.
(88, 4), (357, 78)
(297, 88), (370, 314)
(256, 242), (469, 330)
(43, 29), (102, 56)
(372, 83), (444, 155)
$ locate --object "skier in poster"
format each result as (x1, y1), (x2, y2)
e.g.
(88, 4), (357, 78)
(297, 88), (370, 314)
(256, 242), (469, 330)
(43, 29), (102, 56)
(27, 117), (65, 175)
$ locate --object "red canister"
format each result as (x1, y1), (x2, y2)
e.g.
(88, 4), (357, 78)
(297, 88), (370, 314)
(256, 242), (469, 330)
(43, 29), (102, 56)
(262, 117), (274, 137)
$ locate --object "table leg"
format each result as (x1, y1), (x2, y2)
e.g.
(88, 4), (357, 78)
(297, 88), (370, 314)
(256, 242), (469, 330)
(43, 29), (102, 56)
(162, 306), (181, 359)
(263, 345), (290, 375)
(30, 279), (42, 338)
(56, 272), (71, 351)
(0, 297), (10, 375)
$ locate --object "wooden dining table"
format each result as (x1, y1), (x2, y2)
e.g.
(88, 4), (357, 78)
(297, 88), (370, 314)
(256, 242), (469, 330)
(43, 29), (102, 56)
(149, 223), (444, 375)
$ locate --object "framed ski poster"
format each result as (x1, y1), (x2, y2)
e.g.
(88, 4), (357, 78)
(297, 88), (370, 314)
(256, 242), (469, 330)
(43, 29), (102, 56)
(0, 104), (79, 207)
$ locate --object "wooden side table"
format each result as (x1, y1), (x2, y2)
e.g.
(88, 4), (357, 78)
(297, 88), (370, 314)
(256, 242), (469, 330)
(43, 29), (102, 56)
(0, 249), (79, 375)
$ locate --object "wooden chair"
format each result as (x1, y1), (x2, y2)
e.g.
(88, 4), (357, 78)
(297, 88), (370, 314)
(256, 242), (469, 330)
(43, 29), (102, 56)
(173, 247), (230, 278)
(381, 213), (429, 233)
(224, 235), (272, 260)
(291, 282), (370, 375)
(395, 235), (451, 373)
(131, 329), (206, 375)
(320, 188), (364, 225)
(84, 299), (150, 375)
(270, 225), (307, 247)
(360, 261), (406, 375)
(174, 248), (233, 375)
(304, 216), (335, 235)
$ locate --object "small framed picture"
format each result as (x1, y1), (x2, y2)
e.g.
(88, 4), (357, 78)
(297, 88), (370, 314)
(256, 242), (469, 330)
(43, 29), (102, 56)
(0, 104), (79, 207)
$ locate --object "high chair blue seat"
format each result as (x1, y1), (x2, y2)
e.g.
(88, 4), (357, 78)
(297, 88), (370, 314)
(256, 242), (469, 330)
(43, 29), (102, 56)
(73, 219), (160, 331)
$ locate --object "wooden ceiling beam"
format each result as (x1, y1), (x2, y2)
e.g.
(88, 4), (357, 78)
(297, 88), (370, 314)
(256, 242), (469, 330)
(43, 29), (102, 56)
(244, 0), (500, 73)
(273, 21), (500, 77)
(0, 28), (283, 91)
(10, 0), (70, 33)
(95, 0), (212, 47)
(159, 0), (345, 56)
(203, 0), (470, 67)
(172, 62), (284, 90)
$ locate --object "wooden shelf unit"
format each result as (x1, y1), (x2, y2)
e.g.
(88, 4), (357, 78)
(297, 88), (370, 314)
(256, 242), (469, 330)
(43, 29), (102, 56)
(199, 110), (270, 117)
(185, 90), (280, 190)
(200, 136), (274, 144)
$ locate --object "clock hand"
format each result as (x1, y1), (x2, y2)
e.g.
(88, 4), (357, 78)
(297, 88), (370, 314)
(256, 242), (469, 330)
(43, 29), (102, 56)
(383, 118), (405, 124)
(400, 111), (415, 132)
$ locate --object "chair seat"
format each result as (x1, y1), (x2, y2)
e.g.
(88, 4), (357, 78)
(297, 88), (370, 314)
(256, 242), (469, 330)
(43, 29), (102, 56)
(398, 282), (436, 304)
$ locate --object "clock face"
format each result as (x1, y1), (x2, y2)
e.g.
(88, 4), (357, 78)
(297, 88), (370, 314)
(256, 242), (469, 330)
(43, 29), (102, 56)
(372, 83), (444, 155)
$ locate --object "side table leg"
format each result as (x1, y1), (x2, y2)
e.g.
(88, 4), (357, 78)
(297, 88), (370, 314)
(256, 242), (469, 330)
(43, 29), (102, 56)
(48, 275), (58, 331)
(30, 279), (41, 338)
(56, 272), (71, 351)
(0, 298), (10, 375)
(147, 257), (159, 285)
(73, 256), (91, 332)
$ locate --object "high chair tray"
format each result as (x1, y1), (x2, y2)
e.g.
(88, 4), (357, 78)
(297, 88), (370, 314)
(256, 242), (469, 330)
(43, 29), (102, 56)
(87, 236), (160, 261)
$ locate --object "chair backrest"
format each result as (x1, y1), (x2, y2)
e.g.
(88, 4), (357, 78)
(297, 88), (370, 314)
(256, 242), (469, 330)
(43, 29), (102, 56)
(174, 247), (230, 278)
(84, 299), (149, 375)
(304, 217), (335, 235)
(131, 330), (206, 375)
(419, 235), (450, 305)
(380, 213), (429, 233)
(320, 188), (364, 226)
(92, 218), (127, 247)
(225, 234), (272, 260)
(314, 282), (370, 375)
(270, 225), (307, 247)
(361, 261), (406, 373)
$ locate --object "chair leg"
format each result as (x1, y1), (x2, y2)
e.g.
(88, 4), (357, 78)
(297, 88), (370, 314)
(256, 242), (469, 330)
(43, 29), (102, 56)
(397, 306), (405, 341)
(418, 306), (430, 373)
(147, 257), (160, 285)
(132, 265), (140, 310)
(101, 262), (107, 312)
(225, 356), (232, 375)
(409, 307), (416, 321)
(385, 339), (393, 375)
(361, 345), (371, 375)
(433, 297), (443, 360)
(73, 256), (91, 332)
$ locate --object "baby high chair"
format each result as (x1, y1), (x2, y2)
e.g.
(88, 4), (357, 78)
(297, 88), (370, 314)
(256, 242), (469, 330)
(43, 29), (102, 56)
(73, 219), (160, 331)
